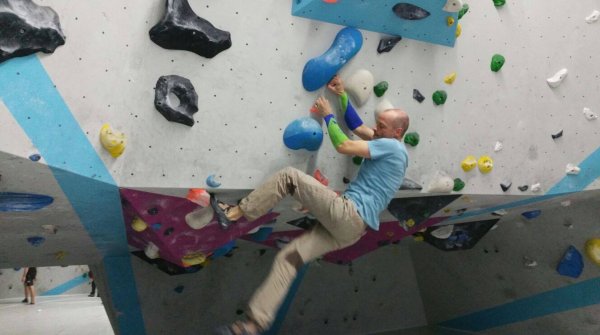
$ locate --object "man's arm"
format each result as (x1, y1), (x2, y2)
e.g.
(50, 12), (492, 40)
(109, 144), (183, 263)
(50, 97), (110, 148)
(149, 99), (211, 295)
(327, 76), (375, 141)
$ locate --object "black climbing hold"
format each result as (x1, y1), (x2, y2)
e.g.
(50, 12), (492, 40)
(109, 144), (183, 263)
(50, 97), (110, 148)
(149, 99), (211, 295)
(518, 185), (528, 192)
(377, 36), (402, 53)
(258, 249), (266, 256)
(149, 0), (231, 59)
(154, 75), (198, 127)
(413, 89), (425, 103)
(500, 181), (512, 192)
(0, 0), (66, 64)
(343, 177), (350, 184)
(174, 285), (184, 293)
(148, 207), (159, 215)
(164, 227), (174, 236)
(551, 130), (563, 140)
(392, 3), (431, 20)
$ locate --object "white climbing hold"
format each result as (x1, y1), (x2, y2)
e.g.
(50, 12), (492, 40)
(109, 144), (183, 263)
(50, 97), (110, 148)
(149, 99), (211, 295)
(546, 68), (568, 88)
(583, 107), (598, 120)
(431, 225), (454, 239)
(248, 227), (261, 234)
(565, 163), (581, 175)
(424, 171), (454, 193)
(144, 242), (160, 259)
(375, 99), (394, 119)
(523, 257), (538, 268)
(345, 69), (374, 107)
(561, 200), (571, 207)
(585, 10), (600, 23)
(494, 141), (503, 152)
(490, 224), (499, 231)
(185, 206), (214, 230)
(443, 0), (463, 12)
(531, 183), (542, 193)
(492, 209), (508, 216)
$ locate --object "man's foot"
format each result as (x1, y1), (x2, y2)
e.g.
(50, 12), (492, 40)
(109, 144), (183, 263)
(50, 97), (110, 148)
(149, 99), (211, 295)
(21, 298), (28, 303)
(214, 320), (260, 335)
(88, 293), (95, 297)
(29, 302), (35, 305)
(209, 194), (237, 230)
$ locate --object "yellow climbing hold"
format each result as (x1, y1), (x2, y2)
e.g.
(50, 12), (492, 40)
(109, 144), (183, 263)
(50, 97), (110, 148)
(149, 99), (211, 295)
(182, 252), (207, 266)
(444, 72), (457, 84)
(131, 217), (148, 232)
(461, 155), (477, 172)
(447, 16), (455, 26)
(478, 155), (494, 173)
(456, 23), (462, 37)
(414, 235), (424, 242)
(100, 123), (126, 158)
(585, 238), (600, 266)
(406, 218), (416, 228)
(54, 251), (67, 260)
(386, 231), (395, 238)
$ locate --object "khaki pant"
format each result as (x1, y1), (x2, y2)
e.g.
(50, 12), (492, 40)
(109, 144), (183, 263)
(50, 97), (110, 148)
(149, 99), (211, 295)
(239, 167), (366, 330)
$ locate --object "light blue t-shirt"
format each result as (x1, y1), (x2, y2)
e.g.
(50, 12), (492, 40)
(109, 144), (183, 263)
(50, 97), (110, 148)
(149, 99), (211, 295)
(344, 138), (408, 231)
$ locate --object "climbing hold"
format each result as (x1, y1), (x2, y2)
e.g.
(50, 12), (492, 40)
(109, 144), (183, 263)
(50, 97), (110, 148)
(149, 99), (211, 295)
(400, 177), (423, 190)
(447, 16), (455, 26)
(283, 117), (323, 151)
(374, 81), (389, 97)
(149, 0), (231, 58)
(181, 252), (206, 266)
(518, 185), (528, 192)
(131, 217), (148, 232)
(212, 240), (236, 258)
(557, 246), (584, 278)
(249, 227), (273, 242)
(185, 205), (214, 230)
(206, 174), (221, 188)
(461, 155), (477, 172)
(523, 257), (538, 268)
(26, 236), (45, 247)
(443, 0), (464, 13)
(531, 183), (542, 192)
(0, 0), (66, 64)
(583, 107), (598, 120)
(174, 285), (185, 294)
(148, 207), (159, 215)
(547, 68), (568, 88)
(302, 27), (363, 92)
(521, 209), (541, 220)
(144, 242), (160, 259)
(500, 181), (511, 192)
(377, 36), (402, 53)
(561, 200), (572, 207)
(453, 178), (465, 191)
(54, 251), (67, 261)
(352, 156), (363, 165)
(492, 209), (508, 216)
(313, 169), (329, 186)
(431, 225), (454, 239)
(154, 75), (198, 127)
(494, 141), (503, 152)
(404, 132), (420, 147)
(0, 192), (54, 212)
(565, 163), (581, 175)
(490, 54), (505, 72)
(99, 124), (126, 158)
(405, 219), (416, 228)
(458, 4), (470, 19)
(345, 69), (375, 107)
(392, 3), (431, 20)
(432, 90), (448, 105)
(585, 238), (600, 266)
(151, 223), (162, 231)
(551, 130), (563, 140)
(164, 227), (174, 236)
(413, 89), (425, 103)
(585, 10), (600, 23)
(443, 72), (457, 84)
(28, 154), (41, 162)
(492, 0), (506, 7)
(477, 156), (493, 173)
(343, 177), (350, 184)
(186, 188), (210, 207)
(42, 224), (57, 234)
(455, 23), (462, 37)
(375, 99), (394, 118)
(425, 171), (454, 193)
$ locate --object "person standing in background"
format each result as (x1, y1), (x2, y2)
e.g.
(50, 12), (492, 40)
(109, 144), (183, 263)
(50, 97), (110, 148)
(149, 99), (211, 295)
(88, 270), (97, 297)
(21, 267), (37, 305)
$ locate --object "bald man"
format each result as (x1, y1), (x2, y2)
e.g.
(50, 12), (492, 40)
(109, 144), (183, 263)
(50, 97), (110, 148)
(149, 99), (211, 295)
(213, 76), (409, 335)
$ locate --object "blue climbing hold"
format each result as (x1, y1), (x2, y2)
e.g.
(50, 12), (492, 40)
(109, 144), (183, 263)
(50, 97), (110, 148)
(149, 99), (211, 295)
(212, 240), (236, 259)
(27, 236), (46, 247)
(28, 154), (41, 161)
(302, 27), (363, 92)
(521, 209), (541, 219)
(249, 226), (273, 242)
(557, 245), (584, 278)
(0, 192), (53, 212)
(174, 285), (184, 294)
(151, 223), (162, 231)
(283, 117), (323, 151)
(206, 174), (221, 188)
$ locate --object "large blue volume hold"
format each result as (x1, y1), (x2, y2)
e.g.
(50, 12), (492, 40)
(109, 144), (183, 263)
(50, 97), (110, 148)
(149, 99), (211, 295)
(557, 245), (584, 278)
(0, 192), (54, 212)
(283, 117), (323, 151)
(302, 27), (363, 92)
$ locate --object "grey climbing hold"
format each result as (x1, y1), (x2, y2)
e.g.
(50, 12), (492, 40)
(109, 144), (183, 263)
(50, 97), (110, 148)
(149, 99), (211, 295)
(583, 107), (598, 120)
(149, 0), (231, 58)
(500, 181), (511, 192)
(400, 177), (422, 190)
(0, 0), (66, 64)
(154, 75), (198, 126)
(551, 130), (563, 140)
(377, 36), (402, 53)
(393, 3), (431, 20)
(413, 89), (425, 103)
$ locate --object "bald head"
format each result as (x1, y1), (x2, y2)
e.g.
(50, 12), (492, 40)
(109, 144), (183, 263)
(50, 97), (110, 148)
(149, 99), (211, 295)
(380, 108), (409, 139)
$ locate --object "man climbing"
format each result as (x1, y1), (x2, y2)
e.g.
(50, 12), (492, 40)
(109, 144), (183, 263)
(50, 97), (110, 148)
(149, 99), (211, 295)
(214, 76), (409, 335)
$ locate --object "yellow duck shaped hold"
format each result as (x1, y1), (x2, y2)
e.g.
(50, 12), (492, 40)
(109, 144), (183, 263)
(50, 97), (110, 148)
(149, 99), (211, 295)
(100, 123), (126, 158)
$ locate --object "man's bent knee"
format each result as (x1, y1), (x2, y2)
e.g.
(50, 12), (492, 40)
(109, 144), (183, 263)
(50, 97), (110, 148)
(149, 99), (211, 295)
(284, 250), (304, 271)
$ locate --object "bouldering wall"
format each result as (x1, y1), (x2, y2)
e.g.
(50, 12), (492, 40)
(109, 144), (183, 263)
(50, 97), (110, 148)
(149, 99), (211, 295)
(0, 265), (92, 299)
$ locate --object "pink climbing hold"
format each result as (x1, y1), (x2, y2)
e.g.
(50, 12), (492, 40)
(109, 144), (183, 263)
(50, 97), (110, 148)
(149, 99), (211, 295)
(314, 169), (329, 186)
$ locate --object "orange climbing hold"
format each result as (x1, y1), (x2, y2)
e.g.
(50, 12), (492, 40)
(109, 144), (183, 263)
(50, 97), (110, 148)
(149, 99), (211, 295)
(186, 188), (210, 207)
(323, 0), (338, 3)
(314, 169), (329, 186)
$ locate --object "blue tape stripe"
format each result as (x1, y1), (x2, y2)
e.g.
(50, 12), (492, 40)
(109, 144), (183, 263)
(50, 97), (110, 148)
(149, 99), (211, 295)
(41, 274), (88, 296)
(0, 55), (145, 335)
(263, 264), (309, 335)
(438, 277), (600, 332)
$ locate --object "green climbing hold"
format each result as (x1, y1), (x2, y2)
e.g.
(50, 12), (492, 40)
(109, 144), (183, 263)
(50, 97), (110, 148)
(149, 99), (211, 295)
(404, 132), (420, 146)
(432, 90), (447, 105)
(493, 0), (506, 7)
(491, 54), (505, 72)
(458, 4), (469, 19)
(352, 156), (363, 165)
(453, 178), (465, 192)
(373, 81), (389, 97)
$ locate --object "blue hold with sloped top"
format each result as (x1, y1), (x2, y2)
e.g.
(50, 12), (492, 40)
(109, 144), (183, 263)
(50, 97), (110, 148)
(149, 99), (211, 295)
(557, 245), (584, 279)
(283, 116), (323, 151)
(0, 192), (53, 212)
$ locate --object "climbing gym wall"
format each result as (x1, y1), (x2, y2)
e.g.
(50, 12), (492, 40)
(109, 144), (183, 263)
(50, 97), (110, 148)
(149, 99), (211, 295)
(1, 0), (600, 334)
(0, 266), (92, 299)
